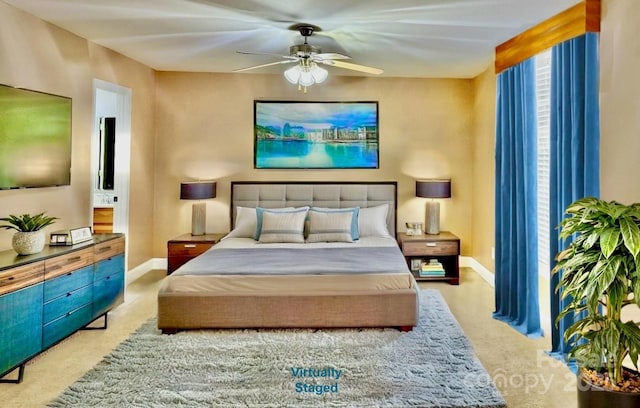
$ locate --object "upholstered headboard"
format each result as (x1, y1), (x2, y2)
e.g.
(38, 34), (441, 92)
(230, 181), (398, 234)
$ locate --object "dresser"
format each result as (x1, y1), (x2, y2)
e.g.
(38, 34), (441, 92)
(0, 234), (125, 383)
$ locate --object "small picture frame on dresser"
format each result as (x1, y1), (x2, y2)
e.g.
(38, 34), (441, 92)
(70, 226), (93, 244)
(410, 258), (422, 272)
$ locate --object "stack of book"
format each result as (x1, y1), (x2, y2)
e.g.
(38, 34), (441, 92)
(420, 259), (445, 277)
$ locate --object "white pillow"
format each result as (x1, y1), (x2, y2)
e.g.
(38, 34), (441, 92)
(306, 210), (354, 243)
(358, 204), (391, 237)
(224, 206), (293, 240)
(223, 207), (258, 239)
(258, 209), (307, 243)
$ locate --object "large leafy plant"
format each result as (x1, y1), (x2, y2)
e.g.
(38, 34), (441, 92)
(0, 212), (58, 232)
(553, 197), (640, 386)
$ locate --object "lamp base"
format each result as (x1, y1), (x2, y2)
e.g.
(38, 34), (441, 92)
(425, 201), (440, 235)
(191, 202), (206, 236)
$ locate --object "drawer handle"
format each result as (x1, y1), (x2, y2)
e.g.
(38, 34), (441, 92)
(184, 244), (197, 248)
(426, 243), (437, 247)
(67, 256), (82, 263)
(66, 292), (72, 297)
(98, 246), (112, 252)
(7, 276), (15, 281)
(66, 272), (73, 276)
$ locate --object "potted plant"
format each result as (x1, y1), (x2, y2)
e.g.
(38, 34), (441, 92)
(0, 212), (58, 255)
(553, 197), (640, 407)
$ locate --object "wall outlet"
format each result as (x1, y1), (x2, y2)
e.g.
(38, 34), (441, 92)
(491, 247), (495, 260)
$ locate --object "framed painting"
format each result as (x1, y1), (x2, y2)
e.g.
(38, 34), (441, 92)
(254, 101), (379, 169)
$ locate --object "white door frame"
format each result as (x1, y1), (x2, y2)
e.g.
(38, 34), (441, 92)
(91, 79), (132, 262)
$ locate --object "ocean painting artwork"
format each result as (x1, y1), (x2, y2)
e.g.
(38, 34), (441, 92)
(254, 101), (379, 169)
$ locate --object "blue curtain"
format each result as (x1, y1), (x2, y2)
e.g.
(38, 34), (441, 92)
(548, 33), (600, 364)
(493, 58), (543, 338)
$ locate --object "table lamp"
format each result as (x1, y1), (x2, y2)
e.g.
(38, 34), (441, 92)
(180, 181), (216, 236)
(416, 179), (451, 235)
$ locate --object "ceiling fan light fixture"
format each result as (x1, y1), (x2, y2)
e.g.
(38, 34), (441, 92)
(298, 69), (315, 87)
(284, 65), (301, 84)
(236, 23), (383, 90)
(310, 64), (328, 83)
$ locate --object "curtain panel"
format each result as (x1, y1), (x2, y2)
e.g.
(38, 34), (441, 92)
(548, 32), (600, 364)
(493, 58), (543, 338)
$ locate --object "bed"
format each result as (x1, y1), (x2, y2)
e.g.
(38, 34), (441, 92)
(157, 181), (419, 333)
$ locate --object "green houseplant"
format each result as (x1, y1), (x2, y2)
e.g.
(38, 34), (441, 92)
(553, 197), (640, 406)
(0, 212), (58, 255)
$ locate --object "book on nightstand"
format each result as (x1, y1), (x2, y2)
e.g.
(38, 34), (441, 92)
(420, 259), (445, 277)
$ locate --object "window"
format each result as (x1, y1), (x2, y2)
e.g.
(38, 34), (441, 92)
(535, 50), (551, 279)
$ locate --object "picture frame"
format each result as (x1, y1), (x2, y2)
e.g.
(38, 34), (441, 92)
(254, 100), (379, 169)
(70, 226), (93, 244)
(49, 226), (93, 246)
(410, 258), (422, 272)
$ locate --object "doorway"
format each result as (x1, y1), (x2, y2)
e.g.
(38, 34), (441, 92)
(91, 80), (131, 248)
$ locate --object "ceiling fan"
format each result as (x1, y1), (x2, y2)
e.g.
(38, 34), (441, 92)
(233, 24), (384, 92)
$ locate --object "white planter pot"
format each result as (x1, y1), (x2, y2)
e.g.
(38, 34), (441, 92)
(12, 231), (46, 255)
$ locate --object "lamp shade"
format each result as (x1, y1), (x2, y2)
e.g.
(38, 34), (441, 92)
(416, 179), (451, 199)
(180, 181), (216, 200)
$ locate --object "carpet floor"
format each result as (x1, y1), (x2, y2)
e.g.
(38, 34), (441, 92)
(48, 289), (505, 407)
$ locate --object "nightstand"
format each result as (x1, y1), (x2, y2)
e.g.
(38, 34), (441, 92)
(167, 233), (225, 274)
(397, 231), (460, 285)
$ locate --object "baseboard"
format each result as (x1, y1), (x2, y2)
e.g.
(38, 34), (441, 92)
(126, 258), (167, 286)
(460, 256), (495, 287)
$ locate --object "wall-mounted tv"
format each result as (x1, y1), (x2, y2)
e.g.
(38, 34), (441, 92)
(0, 84), (72, 189)
(254, 101), (379, 169)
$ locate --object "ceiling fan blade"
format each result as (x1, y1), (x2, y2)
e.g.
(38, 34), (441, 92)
(233, 60), (297, 72)
(313, 53), (351, 61)
(237, 51), (297, 60)
(320, 60), (384, 75)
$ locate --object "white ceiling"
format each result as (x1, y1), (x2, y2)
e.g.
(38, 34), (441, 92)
(4, 0), (580, 78)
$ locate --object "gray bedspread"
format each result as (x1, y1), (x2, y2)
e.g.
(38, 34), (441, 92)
(174, 246), (410, 276)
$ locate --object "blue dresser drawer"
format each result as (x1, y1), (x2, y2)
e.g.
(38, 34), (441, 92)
(0, 283), (43, 376)
(42, 303), (92, 349)
(43, 284), (92, 324)
(44, 265), (93, 302)
(93, 272), (124, 318)
(94, 254), (124, 282)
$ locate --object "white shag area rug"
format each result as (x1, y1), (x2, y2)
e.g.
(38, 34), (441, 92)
(48, 289), (505, 407)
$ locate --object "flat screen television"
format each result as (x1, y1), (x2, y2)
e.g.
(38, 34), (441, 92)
(0, 84), (72, 189)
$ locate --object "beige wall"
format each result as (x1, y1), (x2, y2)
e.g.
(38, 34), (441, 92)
(20, 0), (636, 275)
(600, 0), (640, 204)
(153, 72), (475, 257)
(0, 3), (156, 270)
(600, 0), (640, 322)
(471, 68), (496, 272)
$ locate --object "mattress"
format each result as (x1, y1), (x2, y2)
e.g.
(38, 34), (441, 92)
(167, 236), (413, 294)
